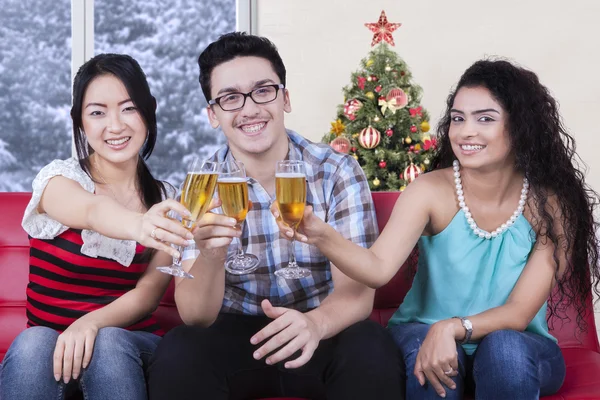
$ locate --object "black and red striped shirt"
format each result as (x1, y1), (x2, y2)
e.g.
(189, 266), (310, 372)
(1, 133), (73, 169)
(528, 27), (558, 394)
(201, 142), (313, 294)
(26, 228), (163, 336)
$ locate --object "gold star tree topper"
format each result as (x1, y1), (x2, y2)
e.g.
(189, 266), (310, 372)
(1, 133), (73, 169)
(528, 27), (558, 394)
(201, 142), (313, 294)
(364, 10), (402, 47)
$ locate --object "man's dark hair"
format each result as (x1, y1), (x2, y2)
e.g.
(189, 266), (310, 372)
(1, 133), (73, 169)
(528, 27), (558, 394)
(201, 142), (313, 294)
(198, 32), (286, 101)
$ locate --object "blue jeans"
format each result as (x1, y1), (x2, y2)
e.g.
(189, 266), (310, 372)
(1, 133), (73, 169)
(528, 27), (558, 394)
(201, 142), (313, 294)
(0, 326), (161, 400)
(389, 323), (565, 399)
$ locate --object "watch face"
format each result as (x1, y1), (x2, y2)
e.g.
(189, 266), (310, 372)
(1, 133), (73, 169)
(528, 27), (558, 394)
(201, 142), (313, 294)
(464, 319), (473, 330)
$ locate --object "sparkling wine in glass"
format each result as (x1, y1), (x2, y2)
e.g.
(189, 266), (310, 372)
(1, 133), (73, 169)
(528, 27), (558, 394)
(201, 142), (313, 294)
(274, 160), (311, 279)
(218, 160), (260, 275)
(157, 158), (219, 279)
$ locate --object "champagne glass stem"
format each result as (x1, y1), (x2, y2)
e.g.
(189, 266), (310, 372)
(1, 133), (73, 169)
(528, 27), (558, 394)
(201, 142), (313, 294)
(234, 221), (245, 257)
(287, 237), (297, 268)
(172, 243), (184, 268)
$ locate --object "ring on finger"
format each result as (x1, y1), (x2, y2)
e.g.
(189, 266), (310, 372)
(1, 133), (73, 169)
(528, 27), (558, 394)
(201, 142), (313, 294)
(150, 227), (158, 240)
(444, 367), (454, 375)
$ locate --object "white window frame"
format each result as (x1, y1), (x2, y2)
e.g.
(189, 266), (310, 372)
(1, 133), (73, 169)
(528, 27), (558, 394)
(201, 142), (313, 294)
(69, 0), (255, 155)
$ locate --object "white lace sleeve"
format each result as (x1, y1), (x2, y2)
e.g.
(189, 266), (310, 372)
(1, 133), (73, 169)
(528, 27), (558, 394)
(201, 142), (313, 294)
(22, 158), (95, 239)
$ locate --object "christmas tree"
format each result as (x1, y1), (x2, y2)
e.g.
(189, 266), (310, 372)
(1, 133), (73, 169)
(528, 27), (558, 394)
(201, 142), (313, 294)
(322, 11), (436, 191)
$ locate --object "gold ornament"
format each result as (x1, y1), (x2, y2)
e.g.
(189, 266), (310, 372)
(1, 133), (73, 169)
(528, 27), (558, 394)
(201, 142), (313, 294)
(420, 121), (430, 132)
(366, 91), (375, 100)
(329, 119), (346, 136)
(353, 153), (359, 160)
(405, 136), (412, 144)
(385, 65), (392, 72)
(424, 158), (430, 165)
(414, 143), (421, 151)
(400, 185), (407, 192)
(367, 76), (372, 82)
(366, 59), (374, 67)
(373, 178), (380, 187)
(373, 116), (380, 122)
(352, 133), (359, 139)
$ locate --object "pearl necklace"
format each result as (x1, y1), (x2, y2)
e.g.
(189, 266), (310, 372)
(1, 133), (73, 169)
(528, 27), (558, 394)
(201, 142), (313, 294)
(453, 160), (529, 240)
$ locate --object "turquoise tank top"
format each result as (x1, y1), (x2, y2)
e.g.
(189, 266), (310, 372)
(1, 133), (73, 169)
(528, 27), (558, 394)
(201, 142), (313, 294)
(388, 209), (556, 355)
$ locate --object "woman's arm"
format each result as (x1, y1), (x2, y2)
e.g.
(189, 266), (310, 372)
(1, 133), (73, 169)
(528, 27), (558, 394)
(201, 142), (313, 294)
(40, 176), (192, 256)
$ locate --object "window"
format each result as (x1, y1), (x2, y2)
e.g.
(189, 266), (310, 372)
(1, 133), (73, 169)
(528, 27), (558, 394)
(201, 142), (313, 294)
(0, 0), (71, 191)
(0, 0), (250, 191)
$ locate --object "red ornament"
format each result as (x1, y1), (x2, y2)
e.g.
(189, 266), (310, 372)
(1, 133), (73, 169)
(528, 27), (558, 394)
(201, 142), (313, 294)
(409, 145), (415, 151)
(343, 99), (363, 119)
(371, 75), (378, 82)
(385, 128), (393, 137)
(379, 160), (387, 169)
(330, 136), (351, 154)
(358, 126), (381, 149)
(400, 71), (406, 76)
(404, 163), (422, 183)
(351, 146), (357, 152)
(375, 85), (382, 93)
(386, 88), (409, 109)
(378, 95), (385, 102)
(364, 10), (402, 47)
(410, 125), (418, 133)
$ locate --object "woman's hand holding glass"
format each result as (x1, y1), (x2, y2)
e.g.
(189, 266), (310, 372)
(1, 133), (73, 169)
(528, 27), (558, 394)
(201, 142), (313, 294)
(134, 198), (194, 258)
(270, 203), (329, 246)
(157, 157), (219, 279)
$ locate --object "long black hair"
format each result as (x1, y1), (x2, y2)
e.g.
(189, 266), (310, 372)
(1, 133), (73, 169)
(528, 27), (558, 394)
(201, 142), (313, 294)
(70, 53), (167, 209)
(433, 59), (600, 331)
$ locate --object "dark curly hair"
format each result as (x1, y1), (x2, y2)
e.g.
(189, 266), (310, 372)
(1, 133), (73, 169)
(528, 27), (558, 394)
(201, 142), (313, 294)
(432, 59), (600, 333)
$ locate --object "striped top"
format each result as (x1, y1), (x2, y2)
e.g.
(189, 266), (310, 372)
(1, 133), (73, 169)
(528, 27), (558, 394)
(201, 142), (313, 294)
(27, 230), (162, 334)
(22, 158), (163, 335)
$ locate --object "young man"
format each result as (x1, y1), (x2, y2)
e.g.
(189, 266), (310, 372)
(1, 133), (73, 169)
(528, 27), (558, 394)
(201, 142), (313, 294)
(148, 32), (404, 400)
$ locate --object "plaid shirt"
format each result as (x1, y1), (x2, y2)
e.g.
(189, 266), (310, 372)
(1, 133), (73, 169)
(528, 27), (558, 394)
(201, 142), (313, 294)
(183, 130), (378, 315)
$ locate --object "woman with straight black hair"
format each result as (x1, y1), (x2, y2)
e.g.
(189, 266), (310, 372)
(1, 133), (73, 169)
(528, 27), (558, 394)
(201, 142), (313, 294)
(0, 53), (192, 400)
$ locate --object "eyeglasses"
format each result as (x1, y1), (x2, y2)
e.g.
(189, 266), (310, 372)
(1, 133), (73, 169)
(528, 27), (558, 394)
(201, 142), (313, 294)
(209, 84), (285, 112)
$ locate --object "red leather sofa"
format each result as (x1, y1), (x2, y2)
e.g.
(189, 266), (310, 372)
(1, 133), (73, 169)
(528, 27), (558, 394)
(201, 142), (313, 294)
(2, 191), (600, 399)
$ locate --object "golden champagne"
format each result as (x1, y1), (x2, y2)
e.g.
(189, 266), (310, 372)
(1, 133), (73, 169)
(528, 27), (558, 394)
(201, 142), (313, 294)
(218, 178), (249, 224)
(180, 172), (218, 228)
(276, 173), (306, 229)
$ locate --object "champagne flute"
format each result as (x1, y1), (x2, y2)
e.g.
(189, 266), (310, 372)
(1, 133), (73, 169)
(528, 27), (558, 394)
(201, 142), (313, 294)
(218, 160), (260, 275)
(274, 160), (311, 279)
(157, 157), (219, 278)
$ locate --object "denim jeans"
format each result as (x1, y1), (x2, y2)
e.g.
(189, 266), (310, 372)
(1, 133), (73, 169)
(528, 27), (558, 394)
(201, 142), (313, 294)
(389, 322), (565, 400)
(0, 326), (161, 400)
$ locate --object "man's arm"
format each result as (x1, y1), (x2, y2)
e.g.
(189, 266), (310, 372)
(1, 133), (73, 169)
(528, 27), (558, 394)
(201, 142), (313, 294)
(174, 203), (240, 326)
(306, 263), (374, 340)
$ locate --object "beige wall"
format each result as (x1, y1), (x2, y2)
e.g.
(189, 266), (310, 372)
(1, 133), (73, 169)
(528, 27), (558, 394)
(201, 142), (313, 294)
(256, 0), (600, 191)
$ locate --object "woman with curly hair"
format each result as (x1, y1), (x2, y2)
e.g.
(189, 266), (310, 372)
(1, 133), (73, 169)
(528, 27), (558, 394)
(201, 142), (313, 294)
(272, 59), (600, 399)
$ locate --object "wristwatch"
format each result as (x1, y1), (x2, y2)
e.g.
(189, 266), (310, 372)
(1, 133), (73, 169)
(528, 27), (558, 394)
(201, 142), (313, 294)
(452, 316), (473, 344)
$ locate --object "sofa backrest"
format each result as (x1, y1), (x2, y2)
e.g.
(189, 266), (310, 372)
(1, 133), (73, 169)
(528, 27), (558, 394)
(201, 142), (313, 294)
(1, 191), (598, 362)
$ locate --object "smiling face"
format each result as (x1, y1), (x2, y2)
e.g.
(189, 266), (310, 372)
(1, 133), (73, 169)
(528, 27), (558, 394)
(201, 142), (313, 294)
(448, 86), (514, 170)
(81, 74), (147, 165)
(206, 56), (291, 158)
